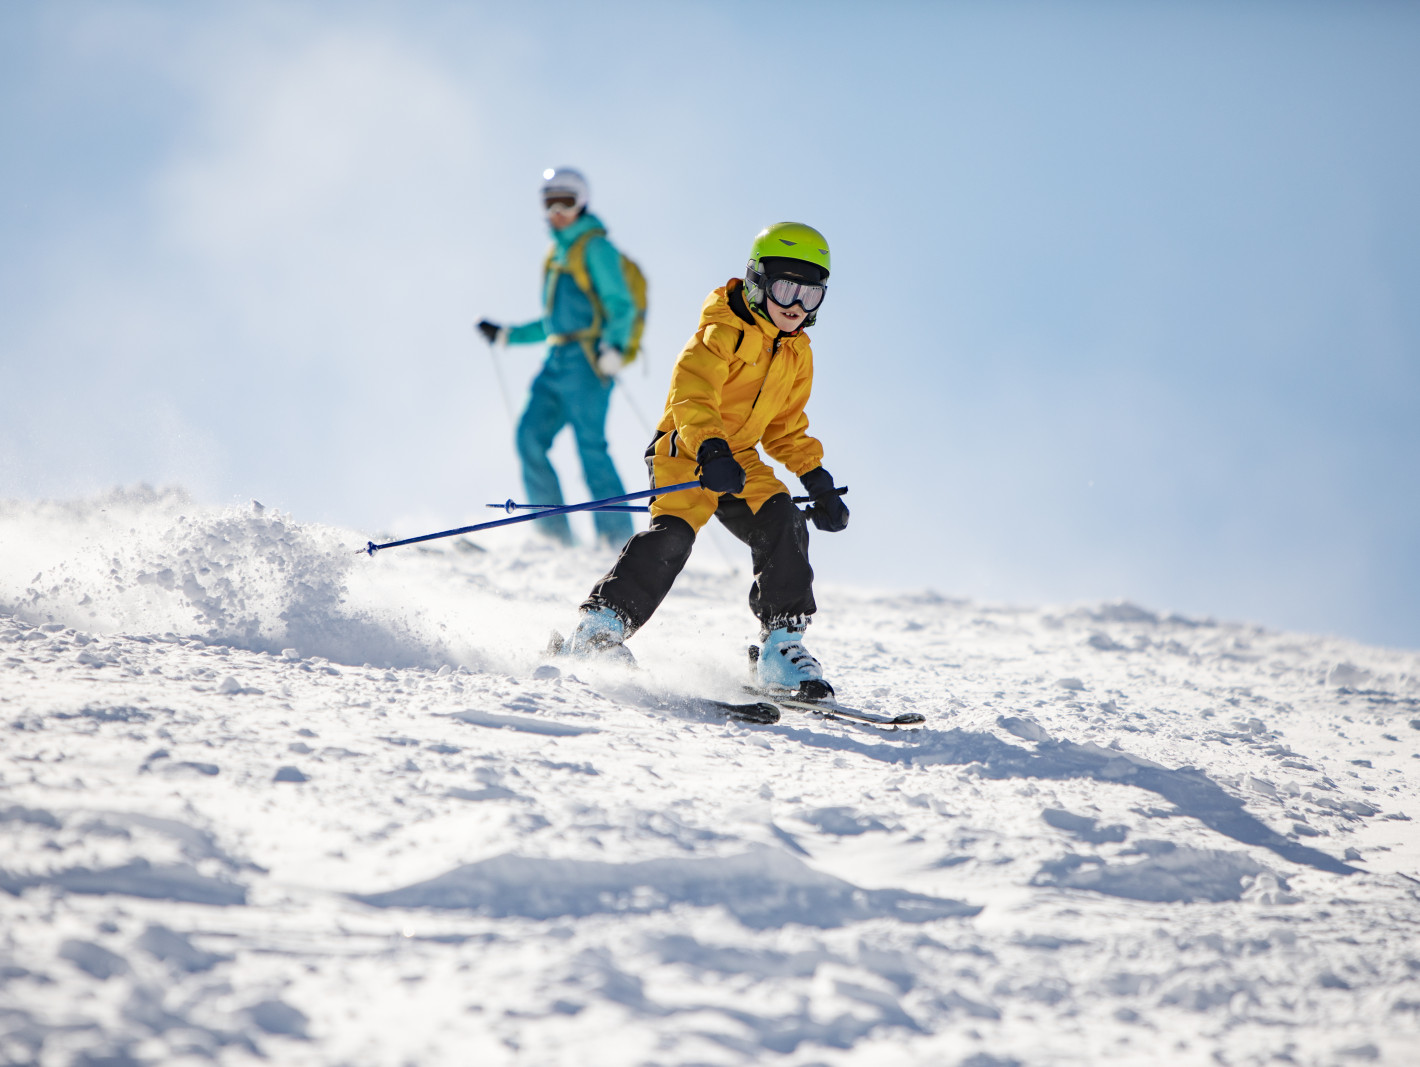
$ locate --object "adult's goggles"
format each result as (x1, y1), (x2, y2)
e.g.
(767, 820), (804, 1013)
(544, 194), (578, 214)
(766, 275), (826, 313)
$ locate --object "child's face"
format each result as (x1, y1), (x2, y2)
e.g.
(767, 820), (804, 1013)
(765, 299), (808, 333)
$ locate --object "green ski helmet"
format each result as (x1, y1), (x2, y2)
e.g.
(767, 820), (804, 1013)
(744, 222), (831, 328)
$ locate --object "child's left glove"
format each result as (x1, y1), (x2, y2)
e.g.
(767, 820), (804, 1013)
(799, 467), (849, 532)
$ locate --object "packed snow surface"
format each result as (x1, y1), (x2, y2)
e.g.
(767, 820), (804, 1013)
(2, 488), (1418, 1066)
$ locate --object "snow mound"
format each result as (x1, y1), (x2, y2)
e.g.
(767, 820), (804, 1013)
(355, 847), (981, 929)
(1, 858), (248, 906)
(1, 487), (450, 667)
(1032, 844), (1272, 902)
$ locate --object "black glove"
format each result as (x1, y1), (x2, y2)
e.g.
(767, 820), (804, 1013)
(799, 466), (849, 532)
(476, 319), (502, 344)
(697, 438), (746, 494)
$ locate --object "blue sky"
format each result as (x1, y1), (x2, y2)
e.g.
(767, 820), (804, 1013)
(3, 1), (1417, 649)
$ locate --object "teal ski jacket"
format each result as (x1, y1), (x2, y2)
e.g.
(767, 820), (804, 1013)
(505, 212), (635, 353)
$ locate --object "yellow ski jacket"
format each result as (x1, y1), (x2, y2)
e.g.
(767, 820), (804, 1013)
(649, 279), (824, 530)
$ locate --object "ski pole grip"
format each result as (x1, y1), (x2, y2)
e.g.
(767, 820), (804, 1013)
(790, 485), (848, 505)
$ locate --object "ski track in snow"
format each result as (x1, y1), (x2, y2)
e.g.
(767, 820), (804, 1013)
(1, 488), (1418, 1066)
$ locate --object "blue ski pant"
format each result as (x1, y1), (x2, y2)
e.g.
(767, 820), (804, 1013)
(516, 343), (634, 546)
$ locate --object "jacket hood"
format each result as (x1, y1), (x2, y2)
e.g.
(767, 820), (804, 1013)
(699, 281), (810, 354)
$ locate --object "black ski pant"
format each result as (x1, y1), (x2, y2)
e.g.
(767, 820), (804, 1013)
(583, 492), (815, 636)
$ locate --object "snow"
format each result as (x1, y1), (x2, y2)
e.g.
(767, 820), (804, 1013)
(2, 488), (1418, 1065)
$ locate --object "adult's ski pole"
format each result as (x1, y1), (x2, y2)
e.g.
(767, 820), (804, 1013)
(478, 326), (516, 424)
(360, 480), (702, 557)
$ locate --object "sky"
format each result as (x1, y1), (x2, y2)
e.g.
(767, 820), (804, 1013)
(2, 0), (1417, 649)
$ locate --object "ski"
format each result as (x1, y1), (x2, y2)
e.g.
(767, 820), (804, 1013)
(543, 631), (902, 726)
(680, 699), (781, 725)
(745, 688), (927, 727)
(540, 634), (776, 724)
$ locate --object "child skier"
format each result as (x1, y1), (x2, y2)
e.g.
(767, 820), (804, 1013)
(563, 222), (849, 698)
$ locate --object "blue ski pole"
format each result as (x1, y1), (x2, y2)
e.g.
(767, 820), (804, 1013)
(360, 480), (703, 556)
(488, 485), (847, 514)
(488, 500), (649, 514)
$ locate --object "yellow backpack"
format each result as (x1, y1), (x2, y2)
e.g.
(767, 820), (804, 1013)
(544, 228), (648, 369)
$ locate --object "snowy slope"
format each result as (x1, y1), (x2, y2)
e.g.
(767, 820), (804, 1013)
(2, 488), (1418, 1066)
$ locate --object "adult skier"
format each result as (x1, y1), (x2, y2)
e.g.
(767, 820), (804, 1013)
(477, 167), (636, 548)
(562, 222), (849, 698)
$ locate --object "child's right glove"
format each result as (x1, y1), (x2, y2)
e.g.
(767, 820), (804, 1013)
(696, 439), (746, 494)
(799, 467), (849, 532)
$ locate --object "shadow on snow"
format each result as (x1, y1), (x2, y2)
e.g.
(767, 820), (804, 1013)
(761, 720), (1357, 876)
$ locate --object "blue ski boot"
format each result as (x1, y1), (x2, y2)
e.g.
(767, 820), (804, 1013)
(753, 623), (833, 700)
(566, 605), (636, 667)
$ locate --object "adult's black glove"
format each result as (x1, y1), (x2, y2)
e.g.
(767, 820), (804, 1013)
(697, 438), (746, 494)
(799, 466), (849, 532)
(476, 319), (503, 344)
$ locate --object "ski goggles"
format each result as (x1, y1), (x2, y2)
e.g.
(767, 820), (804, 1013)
(543, 194), (579, 214)
(765, 275), (826, 313)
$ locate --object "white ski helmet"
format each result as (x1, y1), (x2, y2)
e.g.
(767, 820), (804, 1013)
(541, 167), (589, 213)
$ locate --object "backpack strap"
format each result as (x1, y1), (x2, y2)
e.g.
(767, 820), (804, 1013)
(545, 228), (610, 377)
(561, 228), (604, 302)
